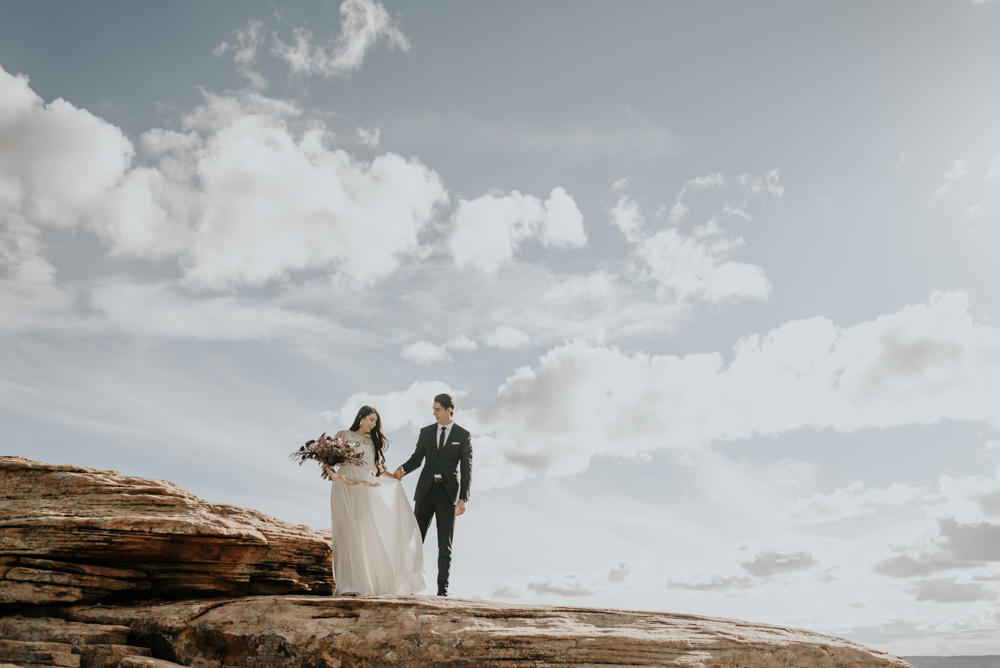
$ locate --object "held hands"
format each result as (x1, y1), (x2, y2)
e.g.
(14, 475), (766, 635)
(393, 467), (404, 481)
(455, 499), (466, 517)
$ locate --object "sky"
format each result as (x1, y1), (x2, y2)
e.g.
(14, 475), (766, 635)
(3, 0), (1000, 656)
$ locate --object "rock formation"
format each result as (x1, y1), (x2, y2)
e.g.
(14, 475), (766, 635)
(0, 457), (332, 605)
(63, 595), (910, 668)
(0, 457), (911, 668)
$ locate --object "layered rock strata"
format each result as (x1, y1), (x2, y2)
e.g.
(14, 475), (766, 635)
(65, 595), (911, 668)
(0, 457), (333, 605)
(0, 615), (154, 668)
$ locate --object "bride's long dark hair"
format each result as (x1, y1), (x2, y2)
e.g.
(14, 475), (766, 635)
(349, 405), (388, 474)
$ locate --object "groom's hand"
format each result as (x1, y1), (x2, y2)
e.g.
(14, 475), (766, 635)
(393, 467), (404, 480)
(455, 499), (466, 516)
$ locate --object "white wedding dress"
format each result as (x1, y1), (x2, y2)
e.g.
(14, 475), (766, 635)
(329, 430), (425, 596)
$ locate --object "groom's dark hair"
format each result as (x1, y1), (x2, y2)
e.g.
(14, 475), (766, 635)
(434, 393), (454, 412)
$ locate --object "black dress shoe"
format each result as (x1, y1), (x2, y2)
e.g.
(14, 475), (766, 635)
(437, 591), (448, 597)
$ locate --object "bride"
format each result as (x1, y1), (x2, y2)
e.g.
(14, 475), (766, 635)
(326, 406), (425, 596)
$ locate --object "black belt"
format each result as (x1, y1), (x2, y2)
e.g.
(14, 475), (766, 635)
(433, 474), (444, 482)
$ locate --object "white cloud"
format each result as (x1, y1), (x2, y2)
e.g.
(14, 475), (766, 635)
(400, 341), (451, 365)
(787, 480), (925, 524)
(608, 177), (644, 242)
(214, 20), (268, 90)
(669, 172), (725, 223)
(737, 170), (785, 198)
(0, 218), (73, 334)
(987, 151), (1000, 181)
(932, 157), (974, 198)
(355, 126), (380, 147)
(449, 187), (586, 273)
(173, 92), (448, 289)
(399, 335), (478, 365)
(444, 334), (478, 351)
(0, 66), (450, 292)
(634, 220), (771, 303)
(609, 174), (774, 305)
(966, 205), (985, 220)
(0, 64), (144, 228)
(484, 325), (533, 350)
(271, 0), (409, 78)
(324, 381), (466, 434)
(457, 290), (1000, 487)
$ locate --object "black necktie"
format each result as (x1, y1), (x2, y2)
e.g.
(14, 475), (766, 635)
(438, 426), (446, 452)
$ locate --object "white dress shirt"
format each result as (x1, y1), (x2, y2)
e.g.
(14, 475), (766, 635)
(437, 420), (454, 450)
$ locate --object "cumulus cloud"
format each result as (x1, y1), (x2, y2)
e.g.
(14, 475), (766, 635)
(400, 335), (479, 364)
(608, 177), (644, 242)
(400, 341), (451, 365)
(169, 92), (448, 289)
(608, 175), (774, 305)
(322, 380), (466, 434)
(355, 126), (380, 147)
(458, 290), (1000, 487)
(0, 64), (449, 291)
(490, 560), (633, 598)
(483, 325), (533, 350)
(445, 335), (478, 351)
(634, 220), (771, 303)
(337, 290), (1000, 488)
(449, 187), (587, 273)
(787, 480), (924, 524)
(0, 64), (150, 229)
(272, 0), (409, 78)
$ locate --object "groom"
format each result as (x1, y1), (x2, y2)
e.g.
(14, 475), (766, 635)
(394, 393), (472, 597)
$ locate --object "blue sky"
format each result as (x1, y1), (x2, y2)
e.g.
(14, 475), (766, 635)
(3, 0), (1000, 655)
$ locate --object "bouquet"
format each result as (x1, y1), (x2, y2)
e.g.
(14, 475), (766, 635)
(290, 433), (366, 480)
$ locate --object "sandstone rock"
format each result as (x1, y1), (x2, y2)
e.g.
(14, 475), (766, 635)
(117, 658), (186, 668)
(65, 595), (911, 668)
(72, 645), (150, 668)
(0, 457), (333, 605)
(0, 639), (79, 667)
(0, 583), (83, 606)
(0, 616), (130, 645)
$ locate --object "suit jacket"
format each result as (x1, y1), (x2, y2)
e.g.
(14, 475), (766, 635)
(401, 422), (472, 504)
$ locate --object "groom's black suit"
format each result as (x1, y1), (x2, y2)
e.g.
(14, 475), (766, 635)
(401, 422), (472, 596)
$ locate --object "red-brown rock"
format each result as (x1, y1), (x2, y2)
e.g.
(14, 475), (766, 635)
(65, 595), (912, 668)
(0, 457), (332, 605)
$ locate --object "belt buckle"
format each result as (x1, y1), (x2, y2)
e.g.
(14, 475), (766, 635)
(433, 474), (443, 481)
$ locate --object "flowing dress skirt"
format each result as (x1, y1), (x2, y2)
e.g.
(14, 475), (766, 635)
(330, 465), (425, 596)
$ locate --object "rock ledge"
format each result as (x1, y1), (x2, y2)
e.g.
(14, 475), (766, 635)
(64, 595), (910, 668)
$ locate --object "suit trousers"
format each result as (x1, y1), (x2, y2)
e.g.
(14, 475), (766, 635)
(413, 481), (456, 595)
